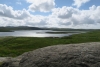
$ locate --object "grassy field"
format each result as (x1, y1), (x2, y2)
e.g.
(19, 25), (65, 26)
(0, 30), (100, 57)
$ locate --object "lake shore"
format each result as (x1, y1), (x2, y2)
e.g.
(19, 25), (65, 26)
(0, 30), (100, 57)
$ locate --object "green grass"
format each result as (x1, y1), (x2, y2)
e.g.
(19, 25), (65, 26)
(0, 30), (100, 57)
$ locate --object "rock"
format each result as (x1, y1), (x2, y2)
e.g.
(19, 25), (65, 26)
(0, 57), (12, 67)
(19, 42), (100, 67)
(0, 52), (29, 67)
(0, 57), (20, 67)
(1, 42), (100, 67)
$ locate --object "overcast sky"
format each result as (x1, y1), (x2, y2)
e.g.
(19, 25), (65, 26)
(0, 0), (100, 29)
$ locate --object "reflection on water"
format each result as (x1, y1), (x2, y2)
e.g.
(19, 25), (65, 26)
(0, 30), (82, 37)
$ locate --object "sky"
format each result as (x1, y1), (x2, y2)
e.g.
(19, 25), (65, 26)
(0, 0), (100, 29)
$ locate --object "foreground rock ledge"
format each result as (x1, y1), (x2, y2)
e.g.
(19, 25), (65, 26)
(19, 42), (100, 67)
(1, 42), (100, 67)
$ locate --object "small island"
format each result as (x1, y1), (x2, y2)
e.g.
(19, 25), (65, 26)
(46, 31), (80, 34)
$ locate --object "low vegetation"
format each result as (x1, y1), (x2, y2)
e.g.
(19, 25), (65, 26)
(0, 30), (100, 57)
(0, 27), (12, 32)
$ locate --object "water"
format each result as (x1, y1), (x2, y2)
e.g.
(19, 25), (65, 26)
(0, 30), (83, 37)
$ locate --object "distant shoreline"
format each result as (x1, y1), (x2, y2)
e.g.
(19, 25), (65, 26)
(0, 30), (100, 57)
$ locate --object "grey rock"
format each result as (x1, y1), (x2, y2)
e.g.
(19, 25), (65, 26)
(1, 42), (100, 67)
(0, 52), (30, 67)
(19, 42), (100, 67)
(0, 57), (20, 67)
(0, 52), (28, 67)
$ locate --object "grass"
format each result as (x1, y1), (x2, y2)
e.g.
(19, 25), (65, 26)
(0, 30), (100, 57)
(0, 62), (3, 67)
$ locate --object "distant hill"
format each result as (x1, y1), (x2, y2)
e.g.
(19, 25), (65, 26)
(0, 27), (12, 32)
(0, 26), (99, 32)
(0, 26), (44, 32)
(42, 27), (97, 31)
(6, 26), (44, 30)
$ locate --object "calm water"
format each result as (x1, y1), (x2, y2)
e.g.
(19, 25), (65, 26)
(0, 30), (83, 37)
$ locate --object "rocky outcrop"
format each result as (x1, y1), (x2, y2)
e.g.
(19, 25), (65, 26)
(0, 57), (12, 67)
(0, 57), (22, 67)
(19, 42), (100, 67)
(0, 52), (28, 67)
(1, 42), (100, 67)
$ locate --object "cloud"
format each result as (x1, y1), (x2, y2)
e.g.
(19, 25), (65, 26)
(0, 3), (100, 29)
(0, 4), (30, 20)
(26, 0), (55, 12)
(72, 0), (90, 8)
(50, 5), (100, 28)
(74, 5), (100, 26)
(0, 17), (26, 26)
(24, 15), (48, 27)
(52, 6), (78, 19)
(0, 4), (48, 27)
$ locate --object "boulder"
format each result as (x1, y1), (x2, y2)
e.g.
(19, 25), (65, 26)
(19, 42), (100, 67)
(0, 52), (28, 67)
(0, 57), (21, 67)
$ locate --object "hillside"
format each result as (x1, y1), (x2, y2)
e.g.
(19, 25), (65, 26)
(0, 27), (12, 32)
(0, 26), (44, 32)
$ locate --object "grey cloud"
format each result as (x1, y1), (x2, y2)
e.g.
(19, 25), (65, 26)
(59, 22), (72, 26)
(29, 2), (55, 12)
(72, 15), (95, 26)
(58, 11), (72, 19)
(0, 3), (100, 29)
(51, 5), (100, 28)
(15, 10), (31, 19)
(25, 17), (48, 27)
(0, 4), (30, 20)
(0, 17), (25, 26)
(27, 0), (55, 12)
(52, 6), (75, 19)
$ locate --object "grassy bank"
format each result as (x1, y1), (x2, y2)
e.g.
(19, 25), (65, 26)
(0, 30), (100, 57)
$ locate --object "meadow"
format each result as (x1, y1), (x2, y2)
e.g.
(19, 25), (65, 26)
(0, 30), (100, 57)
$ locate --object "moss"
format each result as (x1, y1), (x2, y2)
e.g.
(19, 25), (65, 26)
(0, 62), (4, 67)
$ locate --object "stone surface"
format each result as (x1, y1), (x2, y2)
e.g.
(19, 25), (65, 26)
(0, 57), (20, 67)
(19, 42), (100, 67)
(1, 42), (100, 67)
(0, 52), (28, 67)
